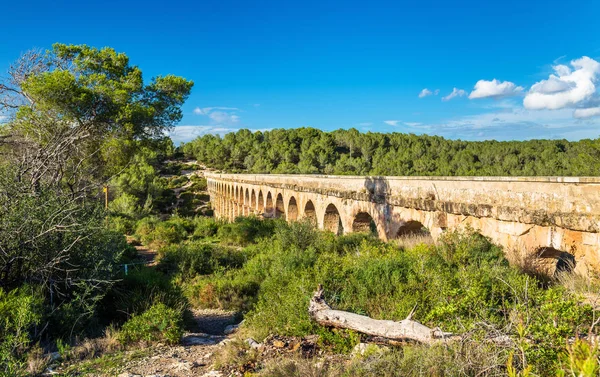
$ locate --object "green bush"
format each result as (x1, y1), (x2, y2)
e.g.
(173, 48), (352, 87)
(99, 266), (188, 325)
(135, 216), (191, 250)
(159, 242), (248, 279)
(118, 302), (183, 345)
(108, 215), (136, 235)
(192, 217), (220, 239)
(189, 176), (207, 191)
(0, 287), (43, 377)
(217, 216), (278, 246)
(168, 175), (189, 189)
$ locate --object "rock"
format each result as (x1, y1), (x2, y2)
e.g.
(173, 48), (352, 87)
(352, 342), (379, 357)
(272, 340), (285, 348)
(117, 374), (140, 377)
(223, 324), (238, 335)
(201, 371), (223, 377)
(181, 334), (222, 346)
(173, 360), (193, 371)
(245, 338), (261, 349)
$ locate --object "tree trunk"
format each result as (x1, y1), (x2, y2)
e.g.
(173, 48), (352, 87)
(308, 284), (455, 344)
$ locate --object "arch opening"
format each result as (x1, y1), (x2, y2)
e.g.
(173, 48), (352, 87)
(537, 247), (576, 276)
(258, 191), (264, 213)
(324, 204), (344, 235)
(304, 200), (317, 224)
(251, 190), (257, 211)
(287, 197), (298, 221)
(396, 220), (430, 238)
(275, 193), (285, 218)
(352, 212), (378, 236)
(245, 189), (250, 215)
(265, 192), (274, 216)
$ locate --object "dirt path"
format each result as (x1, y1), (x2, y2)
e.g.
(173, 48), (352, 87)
(116, 310), (239, 377)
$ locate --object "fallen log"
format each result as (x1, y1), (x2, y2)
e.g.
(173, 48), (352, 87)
(308, 284), (455, 344)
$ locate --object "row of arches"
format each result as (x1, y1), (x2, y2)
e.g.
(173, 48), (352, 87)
(208, 179), (578, 276)
(208, 179), (428, 239)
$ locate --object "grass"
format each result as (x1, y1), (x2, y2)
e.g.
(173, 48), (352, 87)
(58, 348), (152, 376)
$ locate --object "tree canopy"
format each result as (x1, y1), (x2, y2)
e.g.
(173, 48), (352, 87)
(183, 128), (600, 176)
(0, 43), (193, 190)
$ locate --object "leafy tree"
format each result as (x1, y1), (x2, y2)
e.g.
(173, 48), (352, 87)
(0, 44), (193, 191)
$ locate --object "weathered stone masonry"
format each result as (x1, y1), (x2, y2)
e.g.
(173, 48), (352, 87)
(206, 173), (600, 274)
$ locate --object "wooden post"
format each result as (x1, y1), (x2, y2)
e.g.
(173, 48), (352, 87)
(103, 186), (109, 209)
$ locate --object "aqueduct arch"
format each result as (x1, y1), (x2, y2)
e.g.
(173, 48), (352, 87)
(288, 197), (299, 221)
(304, 200), (317, 224)
(275, 193), (285, 218)
(207, 173), (600, 275)
(265, 192), (274, 216)
(352, 212), (377, 236)
(323, 204), (343, 235)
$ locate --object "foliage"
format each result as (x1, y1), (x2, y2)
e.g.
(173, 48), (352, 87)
(134, 216), (193, 250)
(0, 287), (43, 377)
(182, 127), (600, 176)
(174, 219), (595, 375)
(158, 242), (248, 279)
(99, 266), (188, 326)
(118, 302), (184, 346)
(1, 44), (193, 192)
(217, 216), (279, 246)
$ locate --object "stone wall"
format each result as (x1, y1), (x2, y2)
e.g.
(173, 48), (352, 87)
(206, 173), (600, 275)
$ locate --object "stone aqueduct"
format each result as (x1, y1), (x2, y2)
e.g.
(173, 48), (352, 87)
(206, 173), (600, 274)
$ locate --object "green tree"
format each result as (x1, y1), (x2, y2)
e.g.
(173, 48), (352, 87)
(0, 44), (193, 191)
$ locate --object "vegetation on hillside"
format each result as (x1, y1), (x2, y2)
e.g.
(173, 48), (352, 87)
(183, 128), (600, 176)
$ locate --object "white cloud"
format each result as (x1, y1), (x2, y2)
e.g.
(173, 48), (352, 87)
(404, 122), (422, 127)
(208, 111), (240, 124)
(418, 88), (432, 98)
(384, 120), (400, 126)
(469, 79), (523, 99)
(574, 106), (600, 118)
(413, 105), (600, 140)
(418, 88), (439, 98)
(193, 106), (241, 125)
(169, 125), (272, 144)
(524, 56), (600, 110)
(442, 88), (467, 101)
(193, 106), (239, 115)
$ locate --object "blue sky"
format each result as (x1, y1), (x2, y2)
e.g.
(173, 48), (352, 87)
(2, 0), (600, 143)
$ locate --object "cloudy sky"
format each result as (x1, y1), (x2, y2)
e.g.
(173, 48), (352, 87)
(1, 0), (599, 143)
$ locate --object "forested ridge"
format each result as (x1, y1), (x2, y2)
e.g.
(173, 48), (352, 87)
(183, 128), (600, 176)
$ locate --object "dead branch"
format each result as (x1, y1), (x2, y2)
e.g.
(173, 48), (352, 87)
(309, 284), (455, 344)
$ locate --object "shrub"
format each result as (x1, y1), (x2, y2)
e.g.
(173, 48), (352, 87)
(108, 215), (135, 235)
(217, 217), (278, 246)
(0, 287), (43, 377)
(189, 176), (207, 191)
(192, 217), (220, 239)
(159, 242), (248, 279)
(135, 216), (191, 250)
(98, 266), (188, 325)
(118, 302), (183, 345)
(168, 175), (189, 189)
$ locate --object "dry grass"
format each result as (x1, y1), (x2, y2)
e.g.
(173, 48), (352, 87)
(69, 325), (122, 361)
(258, 357), (344, 377)
(392, 233), (435, 250)
(26, 344), (50, 376)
